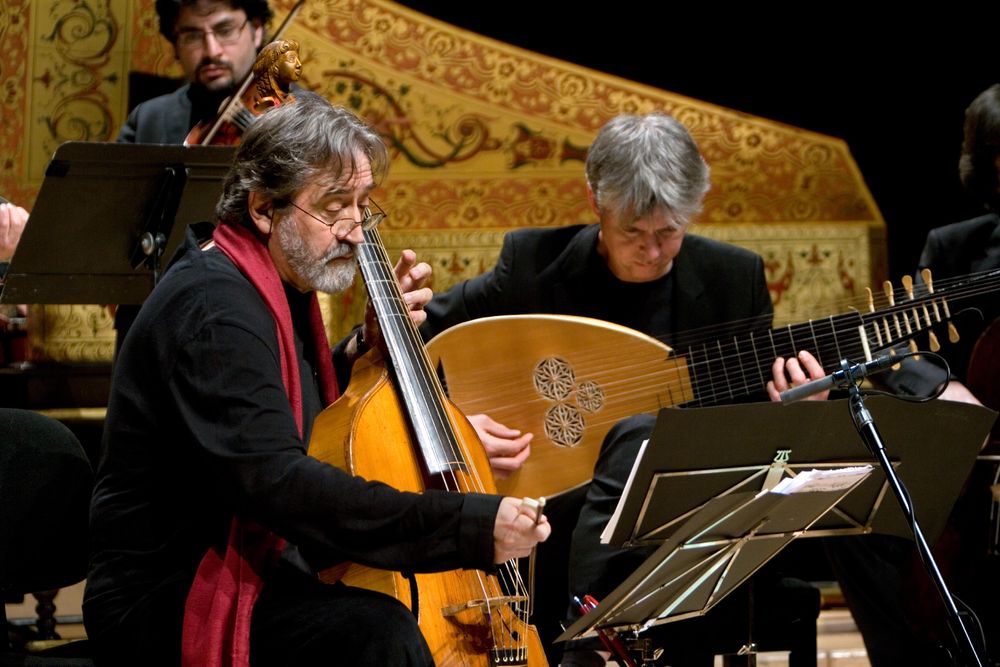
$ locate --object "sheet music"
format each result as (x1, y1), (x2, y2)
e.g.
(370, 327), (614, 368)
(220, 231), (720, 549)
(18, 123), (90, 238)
(769, 465), (873, 495)
(601, 438), (649, 544)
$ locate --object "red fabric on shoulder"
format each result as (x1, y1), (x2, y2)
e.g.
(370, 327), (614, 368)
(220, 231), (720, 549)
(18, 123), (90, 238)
(180, 221), (339, 667)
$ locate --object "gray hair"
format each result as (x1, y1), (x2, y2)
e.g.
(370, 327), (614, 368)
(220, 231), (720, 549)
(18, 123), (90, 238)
(216, 91), (389, 226)
(585, 112), (710, 226)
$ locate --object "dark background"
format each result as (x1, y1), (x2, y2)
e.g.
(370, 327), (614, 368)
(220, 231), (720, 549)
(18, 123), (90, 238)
(395, 3), (999, 278)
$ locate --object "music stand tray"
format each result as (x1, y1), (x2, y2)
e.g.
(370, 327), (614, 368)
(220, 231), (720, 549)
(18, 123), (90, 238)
(559, 396), (995, 642)
(1, 141), (234, 305)
(559, 480), (866, 640)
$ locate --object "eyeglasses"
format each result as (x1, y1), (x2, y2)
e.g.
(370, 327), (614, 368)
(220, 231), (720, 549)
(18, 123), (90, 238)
(286, 198), (387, 235)
(175, 18), (248, 49)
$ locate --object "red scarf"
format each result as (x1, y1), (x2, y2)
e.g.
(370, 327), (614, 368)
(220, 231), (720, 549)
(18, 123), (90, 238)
(180, 222), (339, 666)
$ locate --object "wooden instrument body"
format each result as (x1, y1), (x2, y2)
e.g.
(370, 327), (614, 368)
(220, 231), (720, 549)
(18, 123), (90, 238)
(425, 270), (1000, 499)
(426, 314), (691, 499)
(310, 353), (546, 666)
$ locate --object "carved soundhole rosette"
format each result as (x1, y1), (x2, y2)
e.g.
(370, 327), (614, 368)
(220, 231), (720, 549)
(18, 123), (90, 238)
(533, 357), (605, 448)
(533, 357), (575, 400)
(575, 380), (605, 412)
(543, 403), (585, 447)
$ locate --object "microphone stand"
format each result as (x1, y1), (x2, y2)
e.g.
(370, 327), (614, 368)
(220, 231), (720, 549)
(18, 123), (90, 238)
(842, 358), (985, 667)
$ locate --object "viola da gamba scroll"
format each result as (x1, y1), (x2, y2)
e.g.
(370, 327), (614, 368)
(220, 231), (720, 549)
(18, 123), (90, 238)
(425, 268), (1000, 500)
(308, 223), (547, 666)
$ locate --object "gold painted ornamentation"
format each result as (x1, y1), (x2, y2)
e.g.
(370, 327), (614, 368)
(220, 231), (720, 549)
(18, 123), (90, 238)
(5, 0), (886, 359)
(27, 304), (114, 363)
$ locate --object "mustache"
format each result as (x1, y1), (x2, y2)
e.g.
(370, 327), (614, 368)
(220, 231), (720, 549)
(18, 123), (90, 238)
(196, 58), (232, 72)
(323, 242), (355, 263)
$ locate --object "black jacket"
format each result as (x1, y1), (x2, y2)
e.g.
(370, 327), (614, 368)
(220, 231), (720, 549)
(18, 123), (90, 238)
(85, 230), (500, 660)
(117, 84), (197, 144)
(884, 213), (1000, 395)
(422, 223), (773, 344)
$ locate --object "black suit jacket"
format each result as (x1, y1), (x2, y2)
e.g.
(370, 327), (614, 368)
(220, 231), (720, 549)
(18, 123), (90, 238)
(884, 213), (1000, 394)
(117, 84), (197, 144)
(919, 212), (1000, 276)
(422, 223), (773, 344)
(920, 214), (1000, 374)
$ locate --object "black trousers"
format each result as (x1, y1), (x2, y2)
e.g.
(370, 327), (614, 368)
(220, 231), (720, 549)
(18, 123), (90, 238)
(88, 562), (431, 666)
(250, 563), (432, 666)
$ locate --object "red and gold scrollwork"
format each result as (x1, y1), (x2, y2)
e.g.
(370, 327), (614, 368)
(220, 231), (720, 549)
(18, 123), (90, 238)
(5, 0), (885, 359)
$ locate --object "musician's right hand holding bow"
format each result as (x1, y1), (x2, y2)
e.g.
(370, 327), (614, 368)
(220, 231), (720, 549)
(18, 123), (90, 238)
(492, 496), (550, 563)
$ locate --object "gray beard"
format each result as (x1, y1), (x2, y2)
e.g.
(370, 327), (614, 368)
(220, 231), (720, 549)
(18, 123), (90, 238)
(277, 221), (358, 294)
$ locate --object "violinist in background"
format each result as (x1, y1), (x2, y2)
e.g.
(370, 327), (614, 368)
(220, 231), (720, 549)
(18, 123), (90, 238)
(112, 0), (276, 345)
(0, 0), (269, 274)
(1, 2), (277, 350)
(117, 0), (271, 144)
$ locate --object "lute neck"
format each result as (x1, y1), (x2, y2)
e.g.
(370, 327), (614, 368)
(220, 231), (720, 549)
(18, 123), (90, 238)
(680, 268), (1000, 406)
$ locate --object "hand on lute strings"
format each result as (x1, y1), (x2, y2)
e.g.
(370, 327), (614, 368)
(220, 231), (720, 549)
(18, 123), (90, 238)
(766, 349), (828, 401)
(467, 413), (533, 479)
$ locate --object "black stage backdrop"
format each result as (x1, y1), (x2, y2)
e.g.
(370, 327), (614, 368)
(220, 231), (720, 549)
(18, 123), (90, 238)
(395, 3), (1000, 279)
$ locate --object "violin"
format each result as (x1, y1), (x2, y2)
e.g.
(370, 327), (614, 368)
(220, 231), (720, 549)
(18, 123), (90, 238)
(308, 222), (548, 665)
(184, 0), (305, 146)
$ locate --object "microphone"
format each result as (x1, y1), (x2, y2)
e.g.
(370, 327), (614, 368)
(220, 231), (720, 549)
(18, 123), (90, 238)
(779, 353), (898, 404)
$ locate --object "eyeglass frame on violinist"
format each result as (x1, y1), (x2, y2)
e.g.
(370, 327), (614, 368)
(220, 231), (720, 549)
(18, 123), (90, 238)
(175, 17), (250, 50)
(285, 198), (388, 236)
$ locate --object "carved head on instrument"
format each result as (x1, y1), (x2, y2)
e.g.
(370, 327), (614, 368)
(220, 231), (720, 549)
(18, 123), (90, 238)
(960, 84), (1000, 212)
(157, 0), (269, 92)
(586, 113), (710, 282)
(216, 91), (389, 294)
(252, 39), (302, 106)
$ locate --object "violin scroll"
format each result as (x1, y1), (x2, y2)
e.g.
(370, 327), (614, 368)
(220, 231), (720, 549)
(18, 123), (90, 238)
(250, 38), (302, 112)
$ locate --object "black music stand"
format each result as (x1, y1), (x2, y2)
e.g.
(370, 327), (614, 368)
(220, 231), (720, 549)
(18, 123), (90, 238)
(560, 482), (866, 645)
(1, 141), (234, 305)
(605, 396), (993, 548)
(558, 396), (995, 644)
